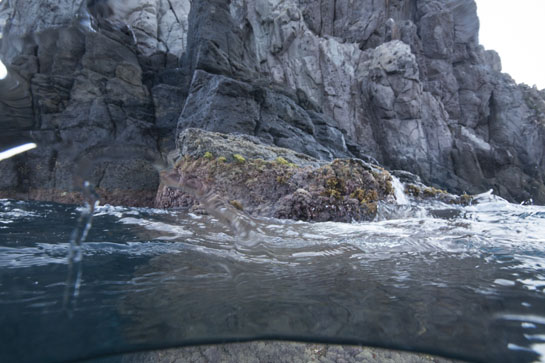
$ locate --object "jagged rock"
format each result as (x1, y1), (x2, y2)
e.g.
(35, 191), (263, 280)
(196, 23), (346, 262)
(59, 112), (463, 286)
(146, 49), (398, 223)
(182, 0), (258, 78)
(155, 129), (394, 222)
(216, 0), (545, 203)
(0, 9), (164, 205)
(1, 0), (545, 207)
(177, 70), (351, 160)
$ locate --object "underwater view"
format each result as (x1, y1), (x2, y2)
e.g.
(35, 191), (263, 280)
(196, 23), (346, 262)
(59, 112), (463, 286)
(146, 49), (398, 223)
(1, 191), (545, 362)
(2, 0), (545, 362)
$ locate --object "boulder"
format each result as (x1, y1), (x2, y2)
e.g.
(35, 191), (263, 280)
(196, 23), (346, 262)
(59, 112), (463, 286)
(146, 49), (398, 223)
(155, 128), (394, 222)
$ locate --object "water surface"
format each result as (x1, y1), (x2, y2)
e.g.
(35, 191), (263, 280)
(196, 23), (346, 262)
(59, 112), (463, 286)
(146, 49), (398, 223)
(1, 194), (544, 362)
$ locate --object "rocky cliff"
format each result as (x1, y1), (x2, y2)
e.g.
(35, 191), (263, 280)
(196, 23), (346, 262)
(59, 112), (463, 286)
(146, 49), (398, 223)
(1, 0), (544, 206)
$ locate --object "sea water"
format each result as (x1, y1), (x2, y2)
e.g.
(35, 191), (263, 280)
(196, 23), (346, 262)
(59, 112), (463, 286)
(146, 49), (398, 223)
(0, 190), (544, 362)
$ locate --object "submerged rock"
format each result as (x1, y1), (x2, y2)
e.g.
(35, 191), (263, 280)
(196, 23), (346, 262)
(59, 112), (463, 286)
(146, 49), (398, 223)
(119, 341), (461, 363)
(155, 129), (394, 222)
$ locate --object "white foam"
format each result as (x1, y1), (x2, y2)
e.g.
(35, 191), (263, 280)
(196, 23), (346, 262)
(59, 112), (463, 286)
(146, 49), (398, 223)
(498, 314), (545, 325)
(119, 217), (193, 239)
(0, 59), (7, 80)
(391, 176), (409, 205)
(494, 279), (516, 286)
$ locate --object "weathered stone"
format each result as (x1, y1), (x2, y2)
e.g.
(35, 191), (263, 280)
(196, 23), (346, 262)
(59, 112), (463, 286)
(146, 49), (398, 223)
(175, 128), (320, 167)
(177, 70), (350, 160)
(155, 129), (394, 222)
(1, 0), (545, 208)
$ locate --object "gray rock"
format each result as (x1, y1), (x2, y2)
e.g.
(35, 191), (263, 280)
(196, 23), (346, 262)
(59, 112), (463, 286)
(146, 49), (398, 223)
(152, 83), (186, 130)
(182, 0), (258, 79)
(419, 10), (454, 60)
(175, 128), (320, 167)
(0, 0), (186, 206)
(1, 0), (545, 206)
(119, 342), (462, 363)
(177, 70), (351, 160)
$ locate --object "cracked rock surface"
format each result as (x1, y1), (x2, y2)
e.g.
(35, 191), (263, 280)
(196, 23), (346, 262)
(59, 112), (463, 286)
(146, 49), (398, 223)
(155, 128), (394, 222)
(1, 0), (544, 205)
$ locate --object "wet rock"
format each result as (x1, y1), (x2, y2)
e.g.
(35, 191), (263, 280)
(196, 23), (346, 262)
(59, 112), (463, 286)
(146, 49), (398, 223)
(404, 183), (473, 206)
(155, 129), (394, 222)
(119, 341), (461, 363)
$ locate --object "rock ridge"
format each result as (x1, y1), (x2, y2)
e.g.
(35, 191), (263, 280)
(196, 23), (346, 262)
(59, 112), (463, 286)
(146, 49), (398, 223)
(1, 0), (544, 207)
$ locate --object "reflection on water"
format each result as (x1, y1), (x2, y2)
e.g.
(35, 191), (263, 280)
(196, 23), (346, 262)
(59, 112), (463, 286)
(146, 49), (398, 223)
(0, 196), (545, 363)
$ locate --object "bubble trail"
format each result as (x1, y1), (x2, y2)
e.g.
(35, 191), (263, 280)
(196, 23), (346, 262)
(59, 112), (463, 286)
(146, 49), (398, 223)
(63, 144), (163, 313)
(63, 182), (99, 313)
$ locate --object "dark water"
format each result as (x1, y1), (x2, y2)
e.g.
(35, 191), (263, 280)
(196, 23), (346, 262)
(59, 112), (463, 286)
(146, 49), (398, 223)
(1, 193), (545, 363)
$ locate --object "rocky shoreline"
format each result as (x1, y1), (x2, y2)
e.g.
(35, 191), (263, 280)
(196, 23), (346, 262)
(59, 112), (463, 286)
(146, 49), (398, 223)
(154, 128), (471, 223)
(1, 0), (544, 211)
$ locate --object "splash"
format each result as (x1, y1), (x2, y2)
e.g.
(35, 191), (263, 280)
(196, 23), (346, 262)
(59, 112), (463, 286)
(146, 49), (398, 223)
(61, 144), (261, 312)
(63, 144), (164, 313)
(391, 175), (409, 205)
(161, 168), (260, 248)
(0, 59), (6, 80)
(63, 182), (99, 313)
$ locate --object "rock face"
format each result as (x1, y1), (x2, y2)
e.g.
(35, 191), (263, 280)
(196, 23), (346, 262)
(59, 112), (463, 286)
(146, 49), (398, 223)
(1, 0), (545, 206)
(0, 0), (191, 205)
(177, 70), (351, 160)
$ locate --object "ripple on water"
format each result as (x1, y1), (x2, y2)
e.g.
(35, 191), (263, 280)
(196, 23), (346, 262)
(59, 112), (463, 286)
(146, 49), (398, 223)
(1, 197), (545, 362)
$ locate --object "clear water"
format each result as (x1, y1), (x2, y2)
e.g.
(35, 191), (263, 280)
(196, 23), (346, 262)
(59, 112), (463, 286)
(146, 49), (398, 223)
(1, 193), (545, 363)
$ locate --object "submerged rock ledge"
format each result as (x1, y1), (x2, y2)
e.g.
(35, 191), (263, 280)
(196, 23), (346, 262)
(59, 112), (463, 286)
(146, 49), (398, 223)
(120, 341), (462, 363)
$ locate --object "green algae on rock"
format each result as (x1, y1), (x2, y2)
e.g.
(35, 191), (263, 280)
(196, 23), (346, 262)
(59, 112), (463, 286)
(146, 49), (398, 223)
(405, 183), (473, 205)
(156, 129), (394, 222)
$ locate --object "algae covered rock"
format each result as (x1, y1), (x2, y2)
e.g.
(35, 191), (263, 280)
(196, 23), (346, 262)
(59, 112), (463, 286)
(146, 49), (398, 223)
(156, 129), (394, 222)
(273, 159), (393, 222)
(176, 128), (321, 167)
